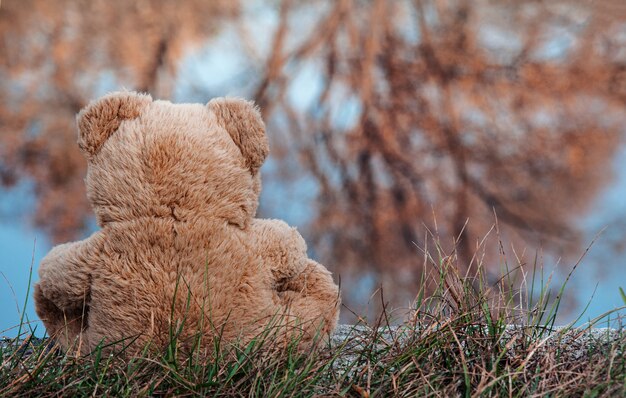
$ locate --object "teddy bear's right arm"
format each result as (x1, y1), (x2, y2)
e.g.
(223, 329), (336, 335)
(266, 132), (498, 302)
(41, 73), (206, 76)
(249, 219), (308, 284)
(249, 220), (341, 343)
(36, 233), (104, 311)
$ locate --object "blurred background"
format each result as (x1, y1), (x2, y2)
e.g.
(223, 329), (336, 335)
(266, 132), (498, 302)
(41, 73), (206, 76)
(1, 0), (626, 335)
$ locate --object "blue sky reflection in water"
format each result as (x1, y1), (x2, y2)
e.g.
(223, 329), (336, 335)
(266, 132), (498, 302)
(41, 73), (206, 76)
(1, 1), (626, 336)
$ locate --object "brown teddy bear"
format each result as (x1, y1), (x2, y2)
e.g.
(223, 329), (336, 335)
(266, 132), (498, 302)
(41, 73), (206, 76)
(34, 91), (340, 356)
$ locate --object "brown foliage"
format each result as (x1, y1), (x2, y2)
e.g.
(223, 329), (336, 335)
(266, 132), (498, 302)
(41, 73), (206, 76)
(253, 0), (626, 305)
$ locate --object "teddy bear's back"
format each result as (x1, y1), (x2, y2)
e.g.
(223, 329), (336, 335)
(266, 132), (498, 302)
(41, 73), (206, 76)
(85, 217), (276, 351)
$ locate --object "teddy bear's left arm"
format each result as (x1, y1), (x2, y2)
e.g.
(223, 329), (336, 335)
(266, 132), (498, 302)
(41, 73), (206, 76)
(36, 232), (104, 311)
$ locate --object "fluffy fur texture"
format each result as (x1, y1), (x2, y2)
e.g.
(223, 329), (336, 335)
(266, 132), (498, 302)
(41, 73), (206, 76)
(34, 92), (340, 356)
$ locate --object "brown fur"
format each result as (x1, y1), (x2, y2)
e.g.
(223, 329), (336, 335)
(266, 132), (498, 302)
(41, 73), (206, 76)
(34, 91), (340, 356)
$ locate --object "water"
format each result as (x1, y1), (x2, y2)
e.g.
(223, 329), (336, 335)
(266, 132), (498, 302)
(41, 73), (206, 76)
(0, 223), (47, 336)
(1, 174), (625, 336)
(1, 3), (624, 334)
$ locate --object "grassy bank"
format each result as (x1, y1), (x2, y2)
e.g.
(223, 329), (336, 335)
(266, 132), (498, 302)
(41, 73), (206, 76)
(1, 241), (625, 397)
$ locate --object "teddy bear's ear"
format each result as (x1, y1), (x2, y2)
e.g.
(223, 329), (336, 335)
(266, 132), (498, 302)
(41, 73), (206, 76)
(77, 91), (152, 157)
(208, 98), (269, 173)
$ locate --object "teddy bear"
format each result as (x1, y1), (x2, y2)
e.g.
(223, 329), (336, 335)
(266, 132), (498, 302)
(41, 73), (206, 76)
(33, 91), (340, 356)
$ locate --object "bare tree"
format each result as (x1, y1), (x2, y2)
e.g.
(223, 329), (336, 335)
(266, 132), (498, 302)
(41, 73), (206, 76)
(2, 0), (626, 315)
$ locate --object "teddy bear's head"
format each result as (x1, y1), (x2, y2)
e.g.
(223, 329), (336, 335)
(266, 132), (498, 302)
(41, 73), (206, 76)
(76, 91), (269, 228)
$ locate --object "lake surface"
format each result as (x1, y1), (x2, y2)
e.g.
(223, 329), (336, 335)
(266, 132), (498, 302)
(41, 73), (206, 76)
(1, 147), (625, 336)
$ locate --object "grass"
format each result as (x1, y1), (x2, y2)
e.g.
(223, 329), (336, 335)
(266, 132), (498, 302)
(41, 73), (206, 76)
(1, 235), (625, 397)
